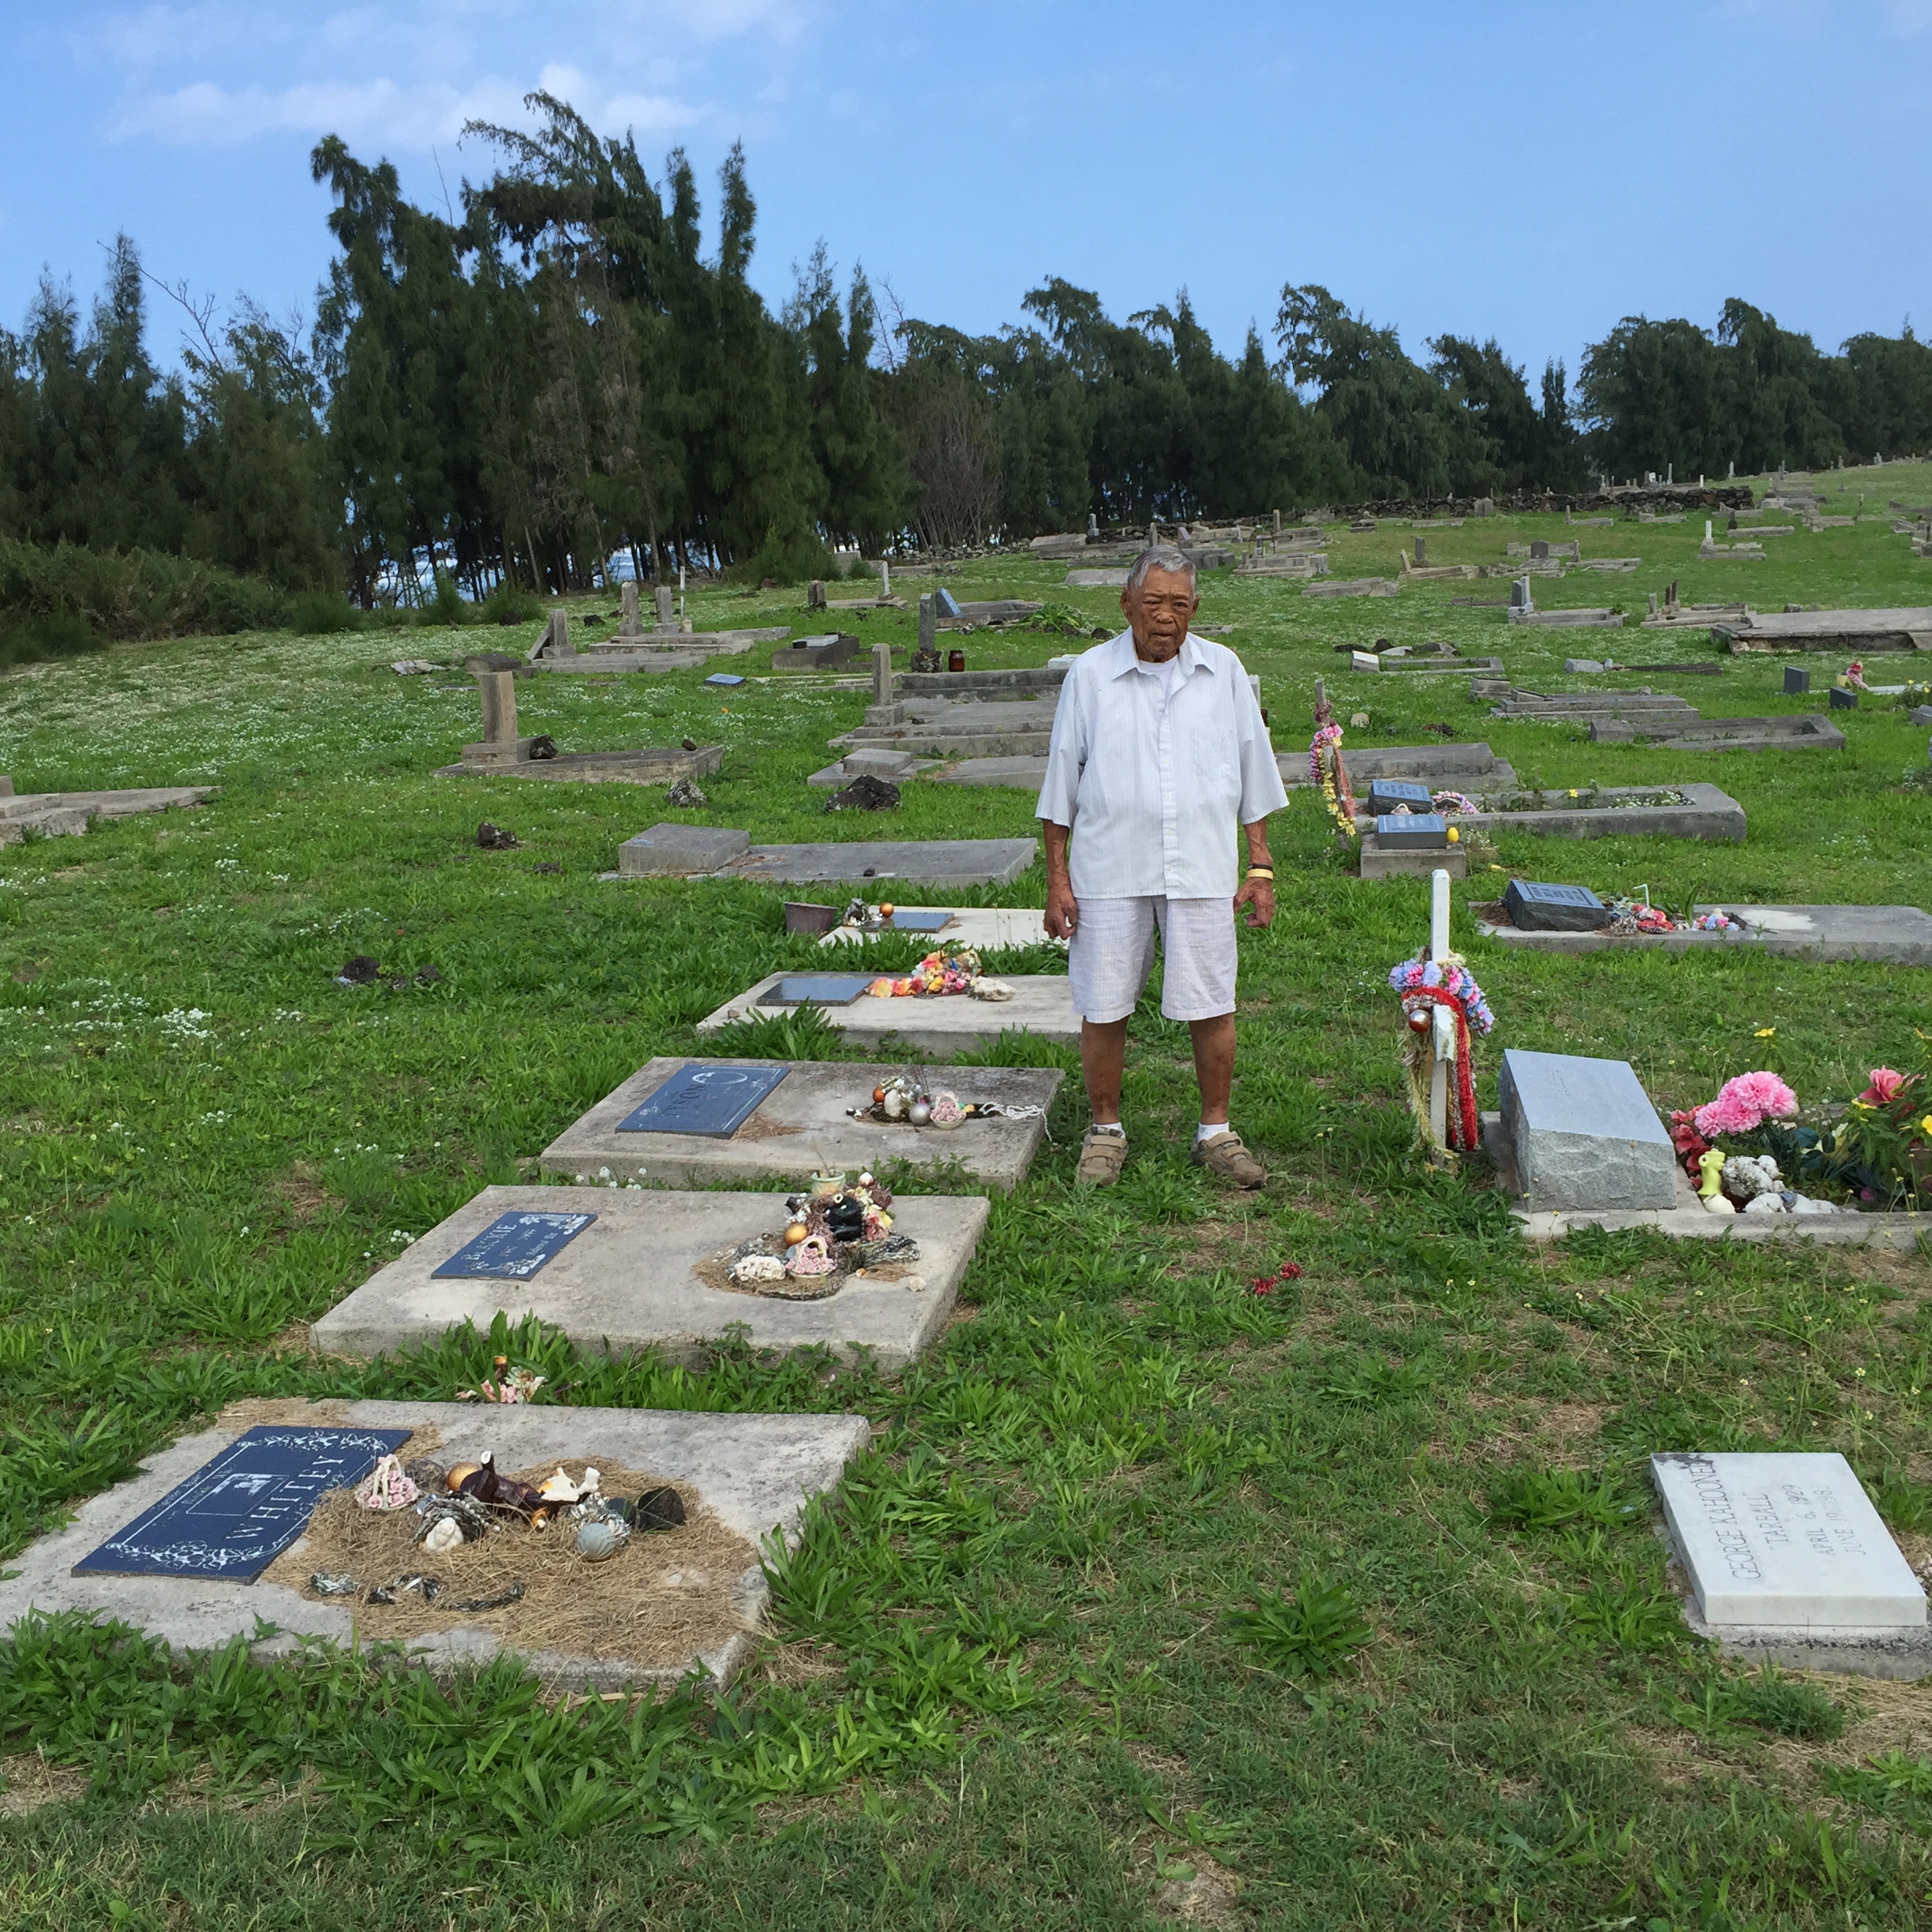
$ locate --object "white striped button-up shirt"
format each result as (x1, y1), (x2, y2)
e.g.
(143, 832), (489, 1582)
(1035, 629), (1288, 900)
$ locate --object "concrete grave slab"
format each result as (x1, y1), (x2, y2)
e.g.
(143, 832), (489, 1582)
(1356, 831), (1468, 881)
(1455, 782), (1746, 843)
(0, 1400), (870, 1690)
(806, 752), (941, 788)
(439, 747), (724, 786)
(725, 838), (1038, 888)
(931, 755), (1051, 789)
(1279, 743), (1517, 791)
(616, 823), (753, 876)
(1303, 578), (1400, 598)
(1652, 1451), (1930, 1676)
(0, 785), (215, 841)
(1477, 903), (1932, 965)
(1587, 714), (1846, 751)
(698, 972), (1077, 1056)
(541, 1057), (1061, 1192)
(1717, 608), (1932, 653)
(313, 1185), (990, 1372)
(818, 907), (1061, 953)
(1499, 1048), (1678, 1211)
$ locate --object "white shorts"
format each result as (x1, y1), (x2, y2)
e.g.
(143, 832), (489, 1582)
(1067, 895), (1237, 1024)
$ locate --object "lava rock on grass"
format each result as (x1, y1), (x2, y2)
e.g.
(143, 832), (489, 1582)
(477, 822), (519, 849)
(528, 735), (557, 759)
(337, 955), (380, 985)
(826, 773), (900, 812)
(665, 777), (708, 807)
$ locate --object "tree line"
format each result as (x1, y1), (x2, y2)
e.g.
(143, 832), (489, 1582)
(3, 92), (1930, 613)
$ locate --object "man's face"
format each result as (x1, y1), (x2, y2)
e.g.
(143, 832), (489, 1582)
(1121, 567), (1199, 660)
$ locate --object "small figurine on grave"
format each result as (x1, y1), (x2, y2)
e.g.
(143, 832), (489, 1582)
(721, 1171), (917, 1297)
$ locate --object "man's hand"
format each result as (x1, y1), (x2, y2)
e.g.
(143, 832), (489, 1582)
(1234, 876), (1275, 929)
(1045, 874), (1080, 941)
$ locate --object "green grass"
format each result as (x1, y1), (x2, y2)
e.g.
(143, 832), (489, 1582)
(2, 466), (1932, 1925)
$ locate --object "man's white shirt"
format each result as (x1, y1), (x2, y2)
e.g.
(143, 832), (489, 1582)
(1034, 628), (1288, 900)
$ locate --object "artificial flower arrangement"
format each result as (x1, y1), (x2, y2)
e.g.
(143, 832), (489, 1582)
(1666, 1065), (1932, 1215)
(867, 949), (1013, 1002)
(1387, 952), (1496, 1153)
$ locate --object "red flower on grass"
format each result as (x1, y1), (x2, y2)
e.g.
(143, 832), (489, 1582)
(1251, 1262), (1305, 1295)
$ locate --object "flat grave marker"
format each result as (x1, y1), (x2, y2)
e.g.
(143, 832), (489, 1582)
(312, 1185), (990, 1372)
(432, 1210), (597, 1280)
(760, 973), (878, 1007)
(73, 1425), (412, 1582)
(545, 1056), (1062, 1192)
(616, 1063), (791, 1137)
(1653, 1451), (1926, 1631)
(1504, 880), (1611, 931)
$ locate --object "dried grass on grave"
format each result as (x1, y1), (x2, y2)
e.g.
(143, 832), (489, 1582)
(262, 1460), (758, 1667)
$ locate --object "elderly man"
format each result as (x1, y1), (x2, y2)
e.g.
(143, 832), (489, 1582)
(1036, 545), (1287, 1188)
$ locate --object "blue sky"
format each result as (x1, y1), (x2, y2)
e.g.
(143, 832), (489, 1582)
(2, 0), (1929, 388)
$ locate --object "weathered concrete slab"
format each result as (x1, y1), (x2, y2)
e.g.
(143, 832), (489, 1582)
(0, 1401), (869, 1690)
(1717, 608), (1932, 653)
(438, 747), (724, 785)
(1588, 714), (1846, 751)
(541, 1057), (1061, 1192)
(0, 785), (215, 841)
(1507, 608), (1626, 628)
(818, 907), (1061, 952)
(932, 755), (1050, 789)
(1458, 783), (1746, 843)
(1281, 743), (1516, 791)
(1368, 653), (1506, 676)
(617, 823), (753, 876)
(699, 972), (1077, 1055)
(1303, 577), (1400, 598)
(313, 1185), (989, 1372)
(898, 666), (1069, 698)
(1357, 832), (1468, 881)
(806, 751), (940, 788)
(1499, 1048), (1677, 1211)
(837, 696), (1062, 758)
(727, 839), (1037, 888)
(1477, 903), (1932, 964)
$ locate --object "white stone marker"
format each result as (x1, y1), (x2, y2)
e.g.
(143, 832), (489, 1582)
(1652, 1451), (1926, 1630)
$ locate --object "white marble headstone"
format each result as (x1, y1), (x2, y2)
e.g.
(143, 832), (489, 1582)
(1653, 1451), (1927, 1631)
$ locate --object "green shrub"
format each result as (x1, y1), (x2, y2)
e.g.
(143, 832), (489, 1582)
(728, 526), (838, 587)
(0, 608), (106, 671)
(0, 535), (287, 641)
(285, 589), (362, 635)
(477, 582), (545, 627)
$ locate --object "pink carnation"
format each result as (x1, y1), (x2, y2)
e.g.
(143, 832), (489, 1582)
(1859, 1067), (1911, 1106)
(1692, 1071), (1798, 1138)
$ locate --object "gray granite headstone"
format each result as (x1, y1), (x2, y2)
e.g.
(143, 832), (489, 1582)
(1368, 779), (1433, 814)
(616, 823), (753, 877)
(1499, 1048), (1677, 1210)
(1784, 665), (1810, 695)
(1373, 812), (1447, 849)
(1505, 880), (1612, 931)
(655, 584), (675, 627)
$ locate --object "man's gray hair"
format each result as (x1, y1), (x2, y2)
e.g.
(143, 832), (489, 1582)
(1124, 545), (1198, 594)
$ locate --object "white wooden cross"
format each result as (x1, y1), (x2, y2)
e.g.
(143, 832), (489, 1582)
(1427, 867), (1455, 1151)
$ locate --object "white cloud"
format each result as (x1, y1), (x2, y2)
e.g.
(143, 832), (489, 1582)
(110, 75), (535, 148)
(1883, 0), (1932, 30)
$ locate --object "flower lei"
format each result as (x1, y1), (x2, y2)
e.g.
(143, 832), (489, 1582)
(1310, 722), (1356, 838)
(1387, 954), (1496, 1153)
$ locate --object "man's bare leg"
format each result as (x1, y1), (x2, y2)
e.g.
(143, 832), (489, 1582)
(1080, 1017), (1130, 1124)
(1189, 1013), (1235, 1124)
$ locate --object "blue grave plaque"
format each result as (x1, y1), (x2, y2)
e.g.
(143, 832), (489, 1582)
(1373, 812), (1448, 850)
(1505, 879), (1612, 932)
(618, 1062), (789, 1137)
(888, 909), (954, 932)
(936, 587), (962, 619)
(704, 672), (746, 687)
(760, 972), (877, 1007)
(1368, 779), (1433, 814)
(73, 1425), (412, 1582)
(430, 1210), (597, 1280)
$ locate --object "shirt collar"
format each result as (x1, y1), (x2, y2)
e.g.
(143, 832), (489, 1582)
(1104, 629), (1211, 680)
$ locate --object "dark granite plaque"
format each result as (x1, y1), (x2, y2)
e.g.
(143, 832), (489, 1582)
(1368, 779), (1433, 814)
(618, 1062), (789, 1137)
(73, 1425), (412, 1582)
(1506, 879), (1612, 932)
(430, 1210), (597, 1280)
(1784, 665), (1810, 695)
(1373, 812), (1448, 850)
(760, 972), (878, 1007)
(888, 909), (955, 932)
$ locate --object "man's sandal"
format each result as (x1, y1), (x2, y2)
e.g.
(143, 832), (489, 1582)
(1076, 1128), (1129, 1186)
(1191, 1129), (1267, 1189)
